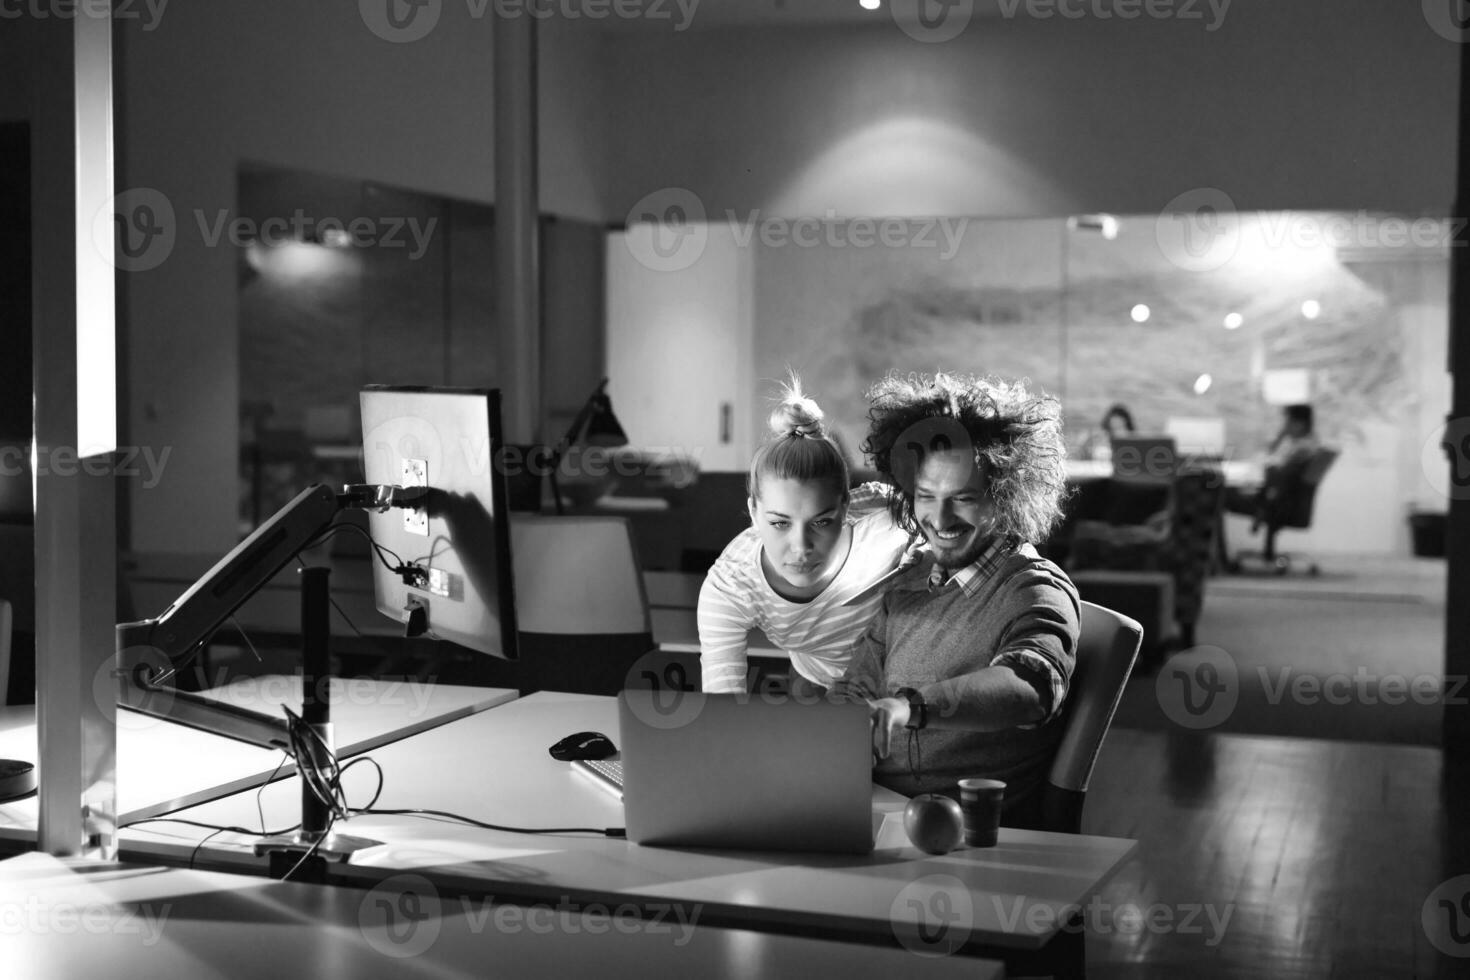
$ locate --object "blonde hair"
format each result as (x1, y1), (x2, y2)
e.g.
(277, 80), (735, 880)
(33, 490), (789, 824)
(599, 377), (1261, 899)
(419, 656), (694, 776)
(747, 374), (850, 505)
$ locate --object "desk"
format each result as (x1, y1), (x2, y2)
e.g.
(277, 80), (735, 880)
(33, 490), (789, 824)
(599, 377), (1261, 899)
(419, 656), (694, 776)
(122, 692), (1137, 963)
(0, 678), (515, 845)
(1066, 458), (1262, 486)
(0, 852), (1000, 979)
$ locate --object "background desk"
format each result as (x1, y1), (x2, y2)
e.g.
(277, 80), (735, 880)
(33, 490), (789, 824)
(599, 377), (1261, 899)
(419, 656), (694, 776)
(122, 691), (1137, 962)
(1066, 458), (1262, 486)
(0, 852), (1001, 980)
(0, 677), (514, 846)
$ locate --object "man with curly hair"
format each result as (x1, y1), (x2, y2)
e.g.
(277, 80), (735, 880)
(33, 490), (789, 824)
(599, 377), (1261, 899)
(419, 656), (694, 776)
(830, 373), (1080, 829)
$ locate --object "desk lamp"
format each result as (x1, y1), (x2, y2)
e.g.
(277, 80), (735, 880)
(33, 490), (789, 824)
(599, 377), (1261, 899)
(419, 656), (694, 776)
(546, 377), (629, 514)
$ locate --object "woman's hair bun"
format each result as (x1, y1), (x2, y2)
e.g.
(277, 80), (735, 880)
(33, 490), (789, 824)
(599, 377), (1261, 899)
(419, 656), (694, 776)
(768, 375), (826, 439)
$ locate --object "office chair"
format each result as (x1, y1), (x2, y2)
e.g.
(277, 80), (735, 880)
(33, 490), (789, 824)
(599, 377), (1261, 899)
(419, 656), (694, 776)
(0, 598), (10, 707)
(511, 515), (695, 696)
(1229, 447), (1339, 575)
(1003, 601), (1140, 980)
(1041, 601), (1143, 835)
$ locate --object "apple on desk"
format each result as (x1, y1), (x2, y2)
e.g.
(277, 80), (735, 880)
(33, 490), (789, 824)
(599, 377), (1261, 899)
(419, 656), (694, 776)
(903, 794), (965, 855)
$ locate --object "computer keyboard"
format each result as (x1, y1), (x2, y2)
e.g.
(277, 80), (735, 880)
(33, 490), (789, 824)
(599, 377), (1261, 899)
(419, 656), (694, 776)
(572, 758), (624, 801)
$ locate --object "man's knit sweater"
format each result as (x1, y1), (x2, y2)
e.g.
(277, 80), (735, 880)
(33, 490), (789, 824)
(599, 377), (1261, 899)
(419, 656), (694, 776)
(834, 539), (1080, 817)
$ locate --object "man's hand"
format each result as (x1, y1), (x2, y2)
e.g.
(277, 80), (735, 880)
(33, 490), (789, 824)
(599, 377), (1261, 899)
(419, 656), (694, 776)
(868, 696), (911, 760)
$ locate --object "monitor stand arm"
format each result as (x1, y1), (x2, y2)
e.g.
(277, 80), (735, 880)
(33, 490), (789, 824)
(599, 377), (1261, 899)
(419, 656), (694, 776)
(254, 566), (381, 880)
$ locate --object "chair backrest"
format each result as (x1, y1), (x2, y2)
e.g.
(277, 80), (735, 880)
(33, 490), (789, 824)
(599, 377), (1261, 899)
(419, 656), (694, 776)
(1044, 600), (1142, 833)
(0, 598), (11, 707)
(508, 515), (657, 696)
(1272, 446), (1339, 529)
(509, 515), (651, 635)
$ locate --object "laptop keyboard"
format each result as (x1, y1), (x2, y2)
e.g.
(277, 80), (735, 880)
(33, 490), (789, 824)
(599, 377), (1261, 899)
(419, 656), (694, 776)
(573, 758), (624, 800)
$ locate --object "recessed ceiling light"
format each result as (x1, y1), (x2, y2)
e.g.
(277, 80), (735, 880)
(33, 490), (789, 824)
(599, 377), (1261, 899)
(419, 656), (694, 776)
(860, 0), (881, 10)
(1223, 312), (1243, 330)
(1131, 304), (1150, 323)
(1301, 299), (1321, 320)
(1194, 373), (1213, 395)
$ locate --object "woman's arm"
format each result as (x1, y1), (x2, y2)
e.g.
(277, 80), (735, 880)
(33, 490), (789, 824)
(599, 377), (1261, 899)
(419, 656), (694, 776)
(697, 568), (758, 694)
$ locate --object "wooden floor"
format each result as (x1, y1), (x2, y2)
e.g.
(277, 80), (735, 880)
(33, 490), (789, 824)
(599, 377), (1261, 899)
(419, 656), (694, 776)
(1079, 728), (1469, 978)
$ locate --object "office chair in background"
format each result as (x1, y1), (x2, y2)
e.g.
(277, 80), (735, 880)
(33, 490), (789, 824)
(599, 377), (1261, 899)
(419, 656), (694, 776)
(1227, 446), (1339, 576)
(511, 515), (695, 696)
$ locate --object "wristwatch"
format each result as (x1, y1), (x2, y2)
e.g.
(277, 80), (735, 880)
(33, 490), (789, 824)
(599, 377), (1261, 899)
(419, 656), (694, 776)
(893, 687), (927, 731)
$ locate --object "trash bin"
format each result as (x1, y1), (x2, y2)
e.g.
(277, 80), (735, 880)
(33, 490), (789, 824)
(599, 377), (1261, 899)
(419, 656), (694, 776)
(1409, 512), (1447, 558)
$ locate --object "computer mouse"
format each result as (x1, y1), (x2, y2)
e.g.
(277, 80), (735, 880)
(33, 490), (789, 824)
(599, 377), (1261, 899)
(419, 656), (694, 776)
(548, 731), (617, 762)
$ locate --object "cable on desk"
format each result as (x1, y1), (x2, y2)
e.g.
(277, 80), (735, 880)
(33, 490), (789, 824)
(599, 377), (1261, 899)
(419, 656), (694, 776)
(352, 807), (626, 838)
(339, 756), (384, 811)
(279, 815), (334, 883)
(119, 816), (303, 838)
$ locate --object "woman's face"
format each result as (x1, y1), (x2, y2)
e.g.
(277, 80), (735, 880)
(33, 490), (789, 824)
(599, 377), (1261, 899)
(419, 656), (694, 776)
(749, 477), (848, 590)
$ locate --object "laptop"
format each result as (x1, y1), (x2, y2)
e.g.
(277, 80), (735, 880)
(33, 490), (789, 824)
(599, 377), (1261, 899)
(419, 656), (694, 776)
(1108, 434), (1178, 482)
(612, 689), (877, 854)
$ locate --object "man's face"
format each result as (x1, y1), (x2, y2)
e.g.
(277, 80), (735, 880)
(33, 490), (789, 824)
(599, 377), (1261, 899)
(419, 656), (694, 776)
(913, 449), (997, 569)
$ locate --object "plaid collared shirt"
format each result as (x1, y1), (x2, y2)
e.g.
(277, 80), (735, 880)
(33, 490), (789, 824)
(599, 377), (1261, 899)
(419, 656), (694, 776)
(923, 536), (1068, 725)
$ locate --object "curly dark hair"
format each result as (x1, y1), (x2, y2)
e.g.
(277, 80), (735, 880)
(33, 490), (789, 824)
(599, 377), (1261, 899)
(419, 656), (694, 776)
(861, 372), (1068, 543)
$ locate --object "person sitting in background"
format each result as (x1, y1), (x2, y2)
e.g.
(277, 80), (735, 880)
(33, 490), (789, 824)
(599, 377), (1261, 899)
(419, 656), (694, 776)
(1225, 403), (1321, 527)
(829, 373), (1080, 829)
(698, 376), (916, 696)
(1078, 402), (1135, 461)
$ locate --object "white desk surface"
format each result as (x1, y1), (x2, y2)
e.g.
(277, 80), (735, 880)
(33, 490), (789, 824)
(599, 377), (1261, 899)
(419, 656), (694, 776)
(0, 677), (515, 842)
(0, 852), (1002, 980)
(1067, 458), (1262, 485)
(123, 691), (1137, 956)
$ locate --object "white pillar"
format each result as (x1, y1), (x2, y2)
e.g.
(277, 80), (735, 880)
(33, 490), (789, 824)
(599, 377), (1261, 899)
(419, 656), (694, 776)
(32, 6), (118, 857)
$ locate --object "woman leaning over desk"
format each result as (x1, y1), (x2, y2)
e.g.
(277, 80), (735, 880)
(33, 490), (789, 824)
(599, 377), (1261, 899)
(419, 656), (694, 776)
(697, 377), (917, 695)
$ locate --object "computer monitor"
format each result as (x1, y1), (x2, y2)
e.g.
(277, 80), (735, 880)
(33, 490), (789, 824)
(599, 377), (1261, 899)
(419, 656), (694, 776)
(117, 385), (519, 748)
(359, 385), (519, 660)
